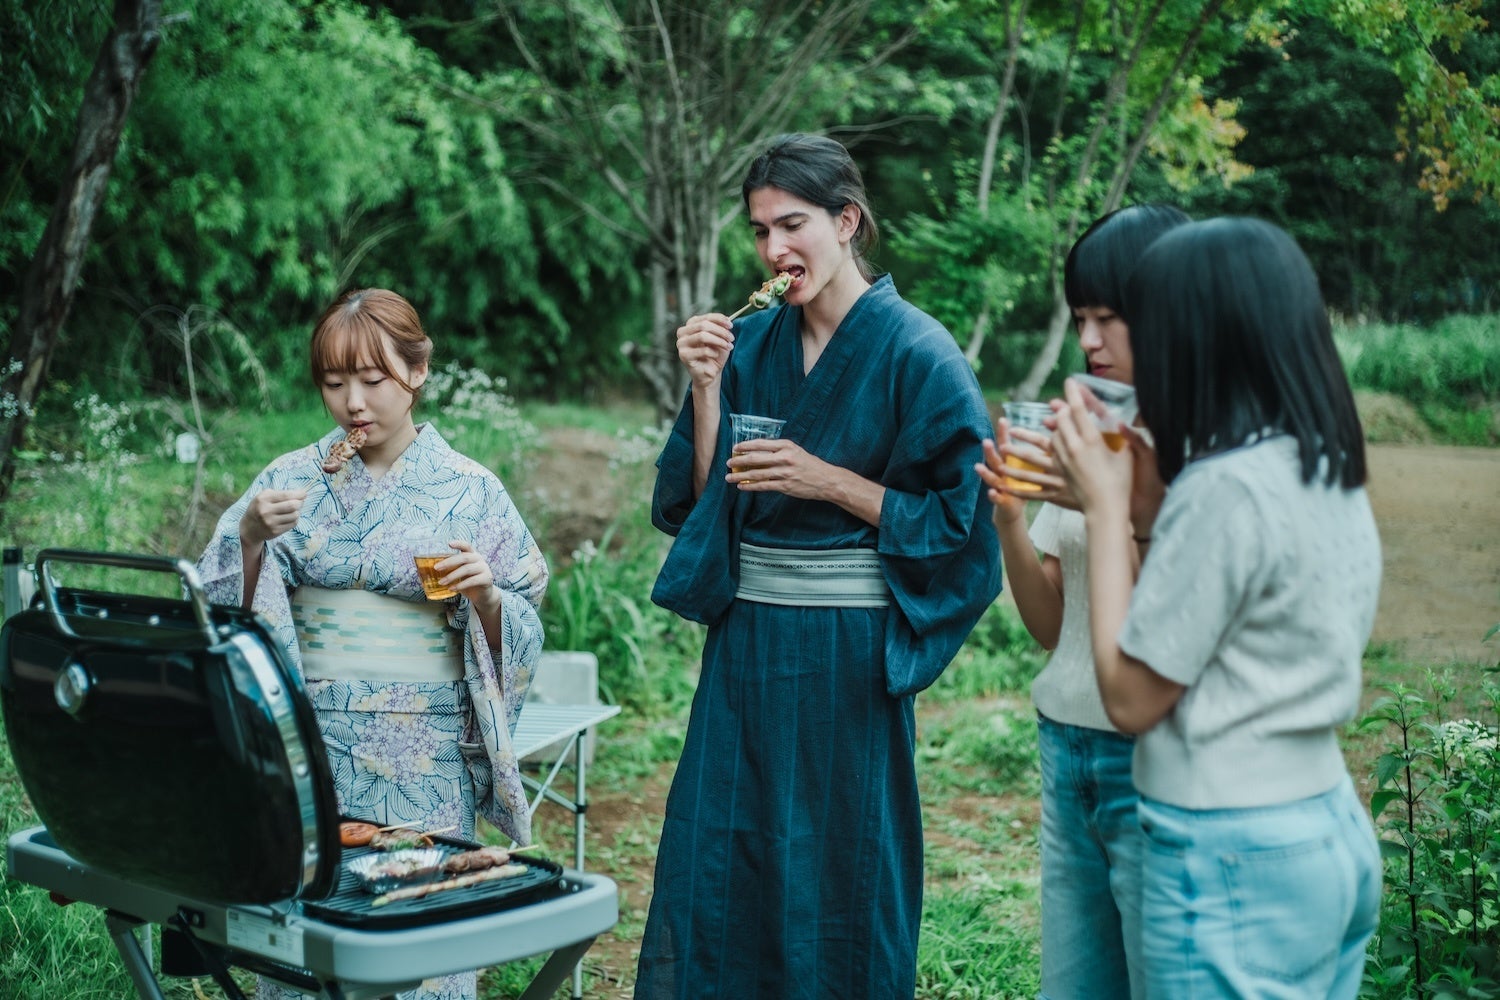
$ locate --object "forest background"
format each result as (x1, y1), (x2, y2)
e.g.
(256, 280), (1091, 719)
(3, 0), (1499, 449)
(2, 1), (1500, 998)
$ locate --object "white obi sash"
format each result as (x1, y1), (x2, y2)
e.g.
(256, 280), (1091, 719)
(735, 543), (892, 608)
(290, 586), (464, 682)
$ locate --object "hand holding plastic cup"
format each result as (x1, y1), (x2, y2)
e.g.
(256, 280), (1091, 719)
(406, 527), (465, 601)
(1000, 401), (1054, 493)
(729, 413), (785, 449)
(1069, 373), (1138, 451)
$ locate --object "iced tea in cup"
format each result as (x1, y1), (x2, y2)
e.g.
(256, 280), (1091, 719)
(1000, 401), (1053, 493)
(1069, 373), (1138, 451)
(730, 413), (785, 448)
(729, 413), (785, 484)
(407, 527), (464, 601)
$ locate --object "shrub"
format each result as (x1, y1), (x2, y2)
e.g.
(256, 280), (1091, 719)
(1358, 667), (1500, 998)
(1336, 316), (1500, 410)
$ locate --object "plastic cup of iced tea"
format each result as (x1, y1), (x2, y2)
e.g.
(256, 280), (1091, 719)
(730, 413), (786, 449)
(408, 529), (462, 601)
(1000, 401), (1054, 493)
(729, 414), (786, 484)
(1069, 373), (1138, 451)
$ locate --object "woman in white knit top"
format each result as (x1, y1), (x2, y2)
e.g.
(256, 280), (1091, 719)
(977, 205), (1188, 1000)
(1050, 218), (1382, 998)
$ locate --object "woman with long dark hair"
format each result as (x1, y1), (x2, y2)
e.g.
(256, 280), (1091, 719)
(979, 203), (1190, 999)
(1050, 217), (1383, 998)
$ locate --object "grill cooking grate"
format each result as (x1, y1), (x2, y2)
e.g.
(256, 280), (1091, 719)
(300, 837), (564, 929)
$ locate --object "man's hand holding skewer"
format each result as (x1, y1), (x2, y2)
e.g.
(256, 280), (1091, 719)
(675, 273), (793, 391)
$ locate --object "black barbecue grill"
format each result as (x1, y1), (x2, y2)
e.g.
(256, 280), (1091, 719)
(2, 549), (617, 999)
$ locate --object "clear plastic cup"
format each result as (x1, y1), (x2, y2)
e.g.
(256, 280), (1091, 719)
(730, 413), (785, 448)
(1069, 373), (1137, 451)
(1000, 401), (1053, 493)
(406, 527), (464, 601)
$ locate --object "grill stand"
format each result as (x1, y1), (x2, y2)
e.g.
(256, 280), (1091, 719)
(512, 702), (622, 1000)
(108, 913), (169, 1000)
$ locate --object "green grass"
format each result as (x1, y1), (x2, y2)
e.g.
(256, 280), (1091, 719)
(1336, 315), (1500, 445)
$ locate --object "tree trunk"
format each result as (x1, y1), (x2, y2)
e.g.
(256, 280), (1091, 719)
(1013, 296), (1072, 401)
(491, 0), (899, 423)
(963, 0), (1027, 364)
(1014, 0), (1232, 400)
(0, 0), (164, 519)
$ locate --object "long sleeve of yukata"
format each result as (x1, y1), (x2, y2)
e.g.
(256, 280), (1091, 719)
(196, 423), (548, 843)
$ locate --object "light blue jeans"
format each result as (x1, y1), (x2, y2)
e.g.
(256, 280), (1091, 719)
(1137, 775), (1381, 1000)
(1037, 713), (1144, 1000)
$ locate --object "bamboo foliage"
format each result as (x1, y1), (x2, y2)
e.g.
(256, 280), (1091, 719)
(482, 0), (912, 416)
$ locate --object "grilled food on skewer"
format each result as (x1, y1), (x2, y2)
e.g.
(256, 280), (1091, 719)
(366, 824), (458, 852)
(728, 272), (794, 320)
(320, 427), (368, 474)
(371, 862), (529, 907)
(339, 821), (380, 847)
(440, 845), (514, 874)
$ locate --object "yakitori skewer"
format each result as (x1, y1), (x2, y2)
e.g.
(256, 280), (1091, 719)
(727, 272), (794, 321)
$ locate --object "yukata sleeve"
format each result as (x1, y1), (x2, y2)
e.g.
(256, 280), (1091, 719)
(877, 350), (1002, 694)
(649, 390), (741, 625)
(652, 393), (698, 535)
(451, 476), (549, 844)
(195, 456), (309, 677)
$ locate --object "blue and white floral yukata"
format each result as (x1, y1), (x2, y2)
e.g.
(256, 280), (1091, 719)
(199, 423), (547, 1000)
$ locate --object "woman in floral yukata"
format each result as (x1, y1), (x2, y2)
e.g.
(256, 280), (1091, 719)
(197, 288), (547, 1000)
(635, 133), (1001, 999)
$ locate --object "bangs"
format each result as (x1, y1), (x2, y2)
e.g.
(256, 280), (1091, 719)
(1063, 253), (1122, 311)
(310, 309), (401, 384)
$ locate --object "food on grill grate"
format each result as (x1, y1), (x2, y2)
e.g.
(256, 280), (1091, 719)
(441, 845), (512, 874)
(340, 821), (379, 847)
(368, 824), (457, 851)
(320, 427), (368, 474)
(347, 848), (445, 894)
(372, 862), (528, 907)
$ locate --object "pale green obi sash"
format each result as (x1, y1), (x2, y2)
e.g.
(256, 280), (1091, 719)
(290, 586), (464, 682)
(735, 543), (892, 608)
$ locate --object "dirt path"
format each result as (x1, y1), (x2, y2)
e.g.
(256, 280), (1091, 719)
(1364, 443), (1500, 664)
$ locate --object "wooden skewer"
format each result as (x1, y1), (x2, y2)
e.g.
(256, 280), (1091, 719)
(371, 863), (528, 907)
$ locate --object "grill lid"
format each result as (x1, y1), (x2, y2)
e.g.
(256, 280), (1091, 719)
(0, 549), (340, 904)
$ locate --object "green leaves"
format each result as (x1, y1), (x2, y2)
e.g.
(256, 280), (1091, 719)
(1359, 666), (1500, 997)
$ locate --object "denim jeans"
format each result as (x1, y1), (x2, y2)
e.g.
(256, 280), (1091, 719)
(1137, 776), (1381, 1000)
(1037, 713), (1144, 1000)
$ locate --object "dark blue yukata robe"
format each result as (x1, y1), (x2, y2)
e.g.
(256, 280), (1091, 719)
(635, 275), (1002, 999)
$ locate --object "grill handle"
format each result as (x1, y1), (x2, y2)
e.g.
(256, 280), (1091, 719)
(34, 548), (219, 646)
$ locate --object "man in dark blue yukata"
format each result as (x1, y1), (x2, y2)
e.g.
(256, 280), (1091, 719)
(635, 132), (1002, 999)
